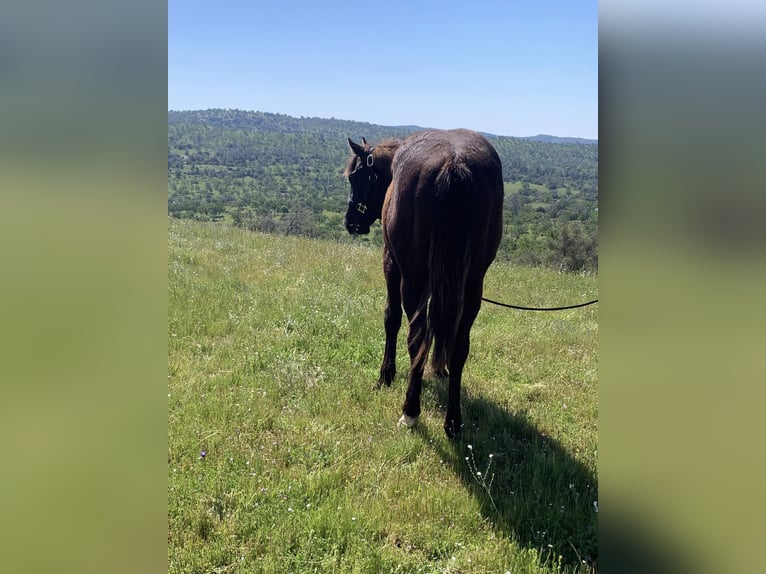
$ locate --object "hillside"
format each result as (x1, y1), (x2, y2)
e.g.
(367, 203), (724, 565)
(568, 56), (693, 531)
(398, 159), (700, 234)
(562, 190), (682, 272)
(168, 218), (598, 572)
(168, 109), (598, 270)
(522, 134), (598, 145)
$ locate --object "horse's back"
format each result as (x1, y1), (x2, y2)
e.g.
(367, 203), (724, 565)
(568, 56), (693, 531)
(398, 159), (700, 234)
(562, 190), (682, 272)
(393, 129), (500, 180)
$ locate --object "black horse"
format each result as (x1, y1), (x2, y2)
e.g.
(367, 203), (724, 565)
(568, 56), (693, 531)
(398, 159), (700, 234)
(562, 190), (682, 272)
(344, 129), (504, 438)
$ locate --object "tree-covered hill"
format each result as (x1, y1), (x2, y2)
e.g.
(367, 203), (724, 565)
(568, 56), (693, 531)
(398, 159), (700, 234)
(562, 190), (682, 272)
(168, 109), (598, 270)
(521, 134), (598, 145)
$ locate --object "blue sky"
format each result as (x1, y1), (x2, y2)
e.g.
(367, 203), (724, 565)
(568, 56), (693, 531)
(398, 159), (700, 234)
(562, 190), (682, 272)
(169, 0), (597, 139)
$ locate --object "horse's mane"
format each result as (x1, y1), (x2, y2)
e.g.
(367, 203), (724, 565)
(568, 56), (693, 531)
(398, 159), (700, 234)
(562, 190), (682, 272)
(344, 138), (403, 176)
(370, 138), (403, 159)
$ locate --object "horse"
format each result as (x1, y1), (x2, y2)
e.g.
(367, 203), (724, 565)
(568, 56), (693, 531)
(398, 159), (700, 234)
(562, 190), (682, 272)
(343, 129), (504, 438)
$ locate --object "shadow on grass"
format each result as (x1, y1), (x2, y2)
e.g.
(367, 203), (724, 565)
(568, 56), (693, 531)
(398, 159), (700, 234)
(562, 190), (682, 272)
(412, 379), (700, 573)
(415, 380), (598, 570)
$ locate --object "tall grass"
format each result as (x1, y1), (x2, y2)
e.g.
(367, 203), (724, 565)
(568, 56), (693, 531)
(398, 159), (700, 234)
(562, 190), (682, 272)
(169, 219), (598, 573)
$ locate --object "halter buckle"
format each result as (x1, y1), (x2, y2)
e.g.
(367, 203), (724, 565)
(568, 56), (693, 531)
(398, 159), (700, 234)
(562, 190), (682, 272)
(356, 203), (367, 214)
(366, 153), (374, 167)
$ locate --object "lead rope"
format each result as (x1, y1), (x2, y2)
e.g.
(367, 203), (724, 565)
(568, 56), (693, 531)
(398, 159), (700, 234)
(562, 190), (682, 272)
(481, 296), (598, 311)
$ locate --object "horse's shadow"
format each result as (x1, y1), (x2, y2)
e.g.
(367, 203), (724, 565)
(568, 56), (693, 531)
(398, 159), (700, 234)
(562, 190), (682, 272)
(412, 378), (598, 570)
(410, 377), (697, 573)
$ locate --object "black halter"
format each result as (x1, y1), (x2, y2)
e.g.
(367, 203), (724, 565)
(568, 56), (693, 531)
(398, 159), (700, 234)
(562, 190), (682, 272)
(348, 150), (377, 215)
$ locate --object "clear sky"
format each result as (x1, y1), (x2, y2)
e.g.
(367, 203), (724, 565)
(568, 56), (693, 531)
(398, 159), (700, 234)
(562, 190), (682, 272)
(169, 0), (597, 139)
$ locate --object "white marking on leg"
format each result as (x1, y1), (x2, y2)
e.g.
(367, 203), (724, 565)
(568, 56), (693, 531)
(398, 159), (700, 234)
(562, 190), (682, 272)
(398, 414), (419, 428)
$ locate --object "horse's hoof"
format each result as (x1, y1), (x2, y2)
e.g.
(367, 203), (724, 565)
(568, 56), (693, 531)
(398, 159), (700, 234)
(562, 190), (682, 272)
(379, 367), (395, 387)
(398, 414), (419, 428)
(377, 376), (393, 388)
(444, 419), (463, 439)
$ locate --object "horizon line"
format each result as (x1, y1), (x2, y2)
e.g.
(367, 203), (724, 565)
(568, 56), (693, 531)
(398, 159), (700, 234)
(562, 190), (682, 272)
(168, 107), (598, 143)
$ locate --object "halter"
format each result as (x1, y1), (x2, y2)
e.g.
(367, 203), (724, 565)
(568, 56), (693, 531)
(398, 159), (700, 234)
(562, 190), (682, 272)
(348, 149), (377, 215)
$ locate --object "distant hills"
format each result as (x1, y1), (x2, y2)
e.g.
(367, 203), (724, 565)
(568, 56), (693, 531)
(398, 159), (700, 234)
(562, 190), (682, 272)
(168, 109), (418, 141)
(168, 109), (596, 144)
(521, 134), (598, 145)
(168, 109), (598, 270)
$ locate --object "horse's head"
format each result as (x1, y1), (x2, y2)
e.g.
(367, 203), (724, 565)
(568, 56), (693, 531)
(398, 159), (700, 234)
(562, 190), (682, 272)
(343, 137), (391, 235)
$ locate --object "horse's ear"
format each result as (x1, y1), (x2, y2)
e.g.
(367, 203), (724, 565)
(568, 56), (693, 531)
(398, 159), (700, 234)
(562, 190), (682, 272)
(362, 137), (368, 145)
(348, 137), (366, 157)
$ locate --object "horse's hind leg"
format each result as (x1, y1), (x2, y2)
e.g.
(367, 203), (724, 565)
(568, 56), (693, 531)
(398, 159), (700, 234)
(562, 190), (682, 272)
(444, 278), (483, 438)
(378, 248), (402, 388)
(399, 281), (429, 428)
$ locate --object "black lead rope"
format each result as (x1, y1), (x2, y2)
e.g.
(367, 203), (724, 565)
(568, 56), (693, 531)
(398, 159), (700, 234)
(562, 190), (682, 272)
(481, 296), (598, 311)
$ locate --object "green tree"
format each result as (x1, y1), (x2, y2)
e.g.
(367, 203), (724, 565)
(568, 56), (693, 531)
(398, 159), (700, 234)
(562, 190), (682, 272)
(548, 221), (597, 272)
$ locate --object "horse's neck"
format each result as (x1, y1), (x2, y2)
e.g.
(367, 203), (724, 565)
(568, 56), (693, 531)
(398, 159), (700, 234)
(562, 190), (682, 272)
(374, 141), (402, 175)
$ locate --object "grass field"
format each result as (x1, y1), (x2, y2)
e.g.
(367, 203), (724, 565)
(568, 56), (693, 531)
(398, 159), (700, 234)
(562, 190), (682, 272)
(168, 219), (598, 573)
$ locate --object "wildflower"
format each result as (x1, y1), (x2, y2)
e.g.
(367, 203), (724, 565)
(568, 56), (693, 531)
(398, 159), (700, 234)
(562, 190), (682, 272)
(467, 444), (473, 451)
(593, 501), (598, 513)
(200, 451), (206, 459)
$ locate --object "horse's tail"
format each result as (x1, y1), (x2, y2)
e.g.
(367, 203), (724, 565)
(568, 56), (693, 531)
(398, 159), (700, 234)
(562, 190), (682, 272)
(425, 162), (474, 369)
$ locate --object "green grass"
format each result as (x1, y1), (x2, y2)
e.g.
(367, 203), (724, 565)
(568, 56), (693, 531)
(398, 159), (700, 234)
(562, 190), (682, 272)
(169, 219), (598, 573)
